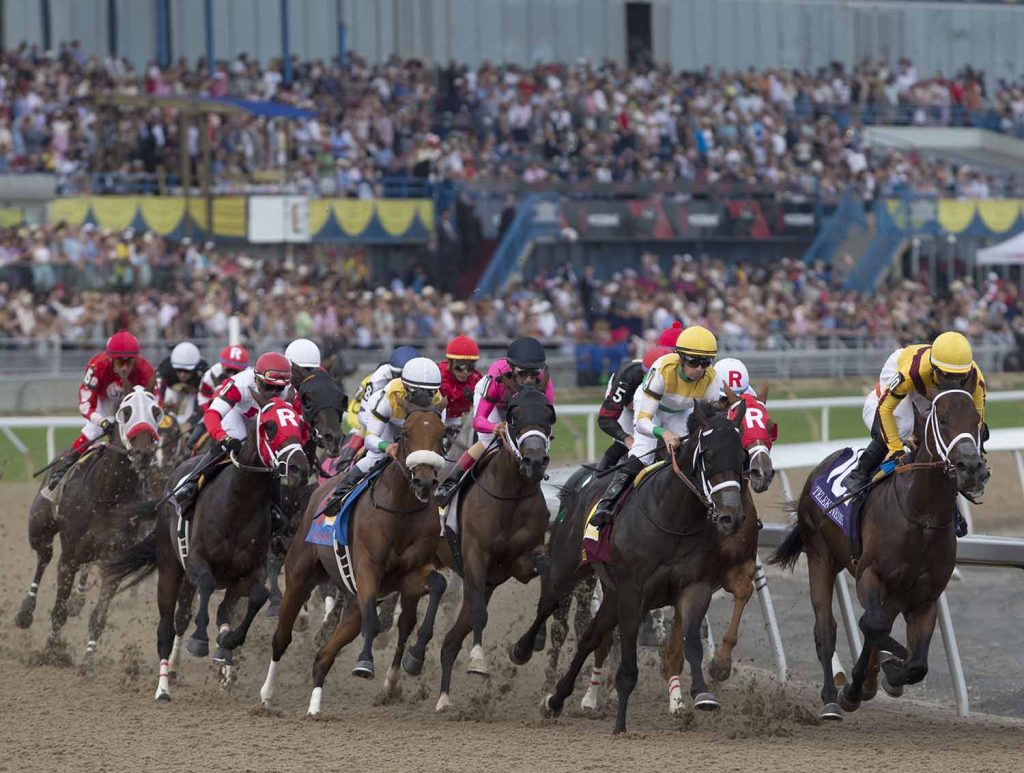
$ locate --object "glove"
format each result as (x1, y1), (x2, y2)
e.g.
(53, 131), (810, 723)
(219, 436), (243, 455)
(99, 418), (114, 433)
(879, 449), (904, 475)
(159, 414), (174, 430)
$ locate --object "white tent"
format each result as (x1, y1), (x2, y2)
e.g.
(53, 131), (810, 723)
(977, 230), (1024, 265)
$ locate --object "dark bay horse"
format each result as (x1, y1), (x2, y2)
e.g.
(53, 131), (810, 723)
(429, 382), (555, 712)
(14, 387), (162, 662)
(259, 396), (448, 715)
(769, 383), (989, 721)
(541, 400), (747, 734)
(106, 396), (309, 701)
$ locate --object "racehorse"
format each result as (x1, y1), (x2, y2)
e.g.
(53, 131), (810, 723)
(428, 380), (555, 712)
(258, 394), (448, 715)
(105, 395), (309, 701)
(769, 383), (988, 721)
(540, 399), (747, 734)
(14, 387), (162, 663)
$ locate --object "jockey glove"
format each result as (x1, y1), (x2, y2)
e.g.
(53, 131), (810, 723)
(219, 436), (243, 455)
(99, 417), (114, 433)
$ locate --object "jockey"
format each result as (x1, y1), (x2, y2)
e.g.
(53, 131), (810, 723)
(323, 357), (444, 512)
(438, 335), (483, 440)
(708, 357), (757, 400)
(845, 332), (987, 512)
(43, 330), (155, 498)
(596, 345), (673, 471)
(435, 336), (555, 507)
(337, 345), (420, 465)
(174, 352), (300, 533)
(198, 345), (250, 412)
(154, 341), (208, 430)
(284, 337), (323, 391)
(591, 325), (719, 527)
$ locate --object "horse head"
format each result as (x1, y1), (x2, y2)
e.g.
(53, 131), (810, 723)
(505, 384), (555, 483)
(298, 370), (346, 457)
(919, 376), (989, 501)
(689, 397), (747, 537)
(723, 382), (777, 494)
(115, 386), (162, 474)
(396, 394), (448, 503)
(256, 397), (311, 489)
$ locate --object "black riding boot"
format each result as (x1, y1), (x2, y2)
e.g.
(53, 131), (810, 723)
(323, 466), (366, 517)
(42, 449), (83, 501)
(591, 457), (643, 529)
(596, 442), (628, 472)
(845, 437), (888, 494)
(174, 450), (221, 538)
(436, 463), (471, 508)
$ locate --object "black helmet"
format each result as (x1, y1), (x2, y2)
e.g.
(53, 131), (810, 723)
(506, 337), (547, 370)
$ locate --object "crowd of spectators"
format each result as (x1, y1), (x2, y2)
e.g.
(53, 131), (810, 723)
(1, 42), (1021, 198)
(2, 224), (1020, 366)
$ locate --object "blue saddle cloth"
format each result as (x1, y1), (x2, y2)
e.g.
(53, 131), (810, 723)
(303, 463), (388, 548)
(809, 447), (866, 544)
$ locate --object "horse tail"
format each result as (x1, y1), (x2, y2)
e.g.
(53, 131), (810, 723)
(767, 505), (803, 571)
(105, 530), (159, 591)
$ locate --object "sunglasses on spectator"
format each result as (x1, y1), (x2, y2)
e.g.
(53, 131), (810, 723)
(451, 361), (476, 373)
(681, 355), (713, 368)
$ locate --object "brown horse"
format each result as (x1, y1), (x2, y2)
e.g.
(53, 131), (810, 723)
(258, 396), (448, 715)
(14, 387), (162, 663)
(105, 395), (309, 700)
(769, 382), (989, 720)
(426, 382), (555, 712)
(541, 400), (747, 734)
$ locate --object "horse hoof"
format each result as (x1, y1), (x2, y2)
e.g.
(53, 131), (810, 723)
(582, 691), (600, 712)
(838, 686), (861, 713)
(154, 690), (172, 703)
(507, 642), (531, 666)
(186, 638), (209, 658)
(820, 703), (844, 721)
(401, 651), (424, 677)
(861, 685), (877, 702)
(352, 660), (375, 679)
(692, 692), (721, 711)
(212, 647), (233, 665)
(13, 609), (33, 629)
(881, 672), (904, 698)
(540, 694), (562, 719)
(435, 693), (451, 713)
(467, 645), (489, 677)
(708, 658), (732, 683)
(266, 603), (280, 620)
(532, 626), (547, 652)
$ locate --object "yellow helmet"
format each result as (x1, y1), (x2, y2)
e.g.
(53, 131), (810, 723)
(930, 331), (973, 374)
(674, 326), (718, 359)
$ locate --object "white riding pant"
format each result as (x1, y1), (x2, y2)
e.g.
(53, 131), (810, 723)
(862, 348), (914, 440)
(80, 397), (117, 441)
(629, 408), (692, 463)
(219, 410), (250, 442)
(357, 424), (397, 472)
(471, 377), (503, 449)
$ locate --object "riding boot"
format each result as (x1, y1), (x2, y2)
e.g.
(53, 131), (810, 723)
(270, 477), (285, 535)
(42, 449), (82, 500)
(953, 501), (968, 538)
(591, 457), (643, 529)
(174, 450), (219, 538)
(596, 441), (628, 472)
(845, 436), (888, 495)
(323, 466), (366, 517)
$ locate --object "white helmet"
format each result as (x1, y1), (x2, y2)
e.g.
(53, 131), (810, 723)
(711, 357), (752, 399)
(285, 338), (321, 369)
(401, 357), (442, 391)
(170, 341), (202, 371)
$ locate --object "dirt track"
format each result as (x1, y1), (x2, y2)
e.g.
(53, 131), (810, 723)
(1, 479), (1022, 773)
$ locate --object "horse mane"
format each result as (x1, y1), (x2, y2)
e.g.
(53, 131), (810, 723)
(406, 389), (434, 409)
(685, 400), (727, 436)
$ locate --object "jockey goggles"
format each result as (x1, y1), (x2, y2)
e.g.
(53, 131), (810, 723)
(450, 360), (476, 373)
(511, 366), (542, 379)
(681, 355), (713, 368)
(113, 357), (135, 369)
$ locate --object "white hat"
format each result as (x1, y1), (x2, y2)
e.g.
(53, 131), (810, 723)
(285, 338), (321, 368)
(170, 341), (202, 370)
(401, 357), (441, 390)
(711, 357), (753, 399)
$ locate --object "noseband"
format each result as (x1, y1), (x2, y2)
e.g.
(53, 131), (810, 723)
(924, 390), (980, 477)
(669, 426), (742, 523)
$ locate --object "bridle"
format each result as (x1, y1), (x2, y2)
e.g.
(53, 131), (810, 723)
(298, 371), (345, 451)
(383, 407), (446, 505)
(233, 401), (307, 479)
(922, 389), (981, 478)
(668, 425), (743, 523)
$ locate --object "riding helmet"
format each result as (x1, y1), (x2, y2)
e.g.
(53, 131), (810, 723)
(506, 337), (546, 370)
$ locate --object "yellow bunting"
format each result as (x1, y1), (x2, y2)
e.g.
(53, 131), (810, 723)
(415, 199), (435, 232)
(375, 200), (416, 236)
(978, 199), (1021, 233)
(49, 197), (91, 225)
(936, 199), (977, 234)
(309, 199), (331, 236)
(333, 199), (375, 236)
(89, 196), (139, 231)
(138, 198), (186, 235)
(0, 208), (23, 227)
(187, 198), (209, 231)
(213, 196), (246, 237)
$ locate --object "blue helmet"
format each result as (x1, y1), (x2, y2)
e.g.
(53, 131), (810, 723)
(389, 345), (420, 376)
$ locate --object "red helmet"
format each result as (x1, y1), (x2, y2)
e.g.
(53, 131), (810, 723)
(220, 344), (250, 371)
(656, 321), (684, 347)
(106, 330), (140, 358)
(642, 346), (673, 370)
(254, 352), (291, 388)
(445, 335), (480, 361)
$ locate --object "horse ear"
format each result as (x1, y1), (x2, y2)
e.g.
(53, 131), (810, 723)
(397, 396), (412, 414)
(722, 383), (738, 406)
(730, 395), (746, 427)
(547, 404), (557, 425)
(759, 381), (769, 403)
(692, 401), (710, 429)
(964, 368), (978, 394)
(437, 396), (448, 413)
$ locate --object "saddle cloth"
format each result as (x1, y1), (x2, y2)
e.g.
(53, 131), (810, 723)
(809, 447), (866, 545)
(580, 459), (669, 566)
